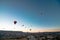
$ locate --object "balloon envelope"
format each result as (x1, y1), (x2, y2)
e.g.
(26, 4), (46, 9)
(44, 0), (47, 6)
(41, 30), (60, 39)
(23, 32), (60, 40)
(30, 29), (31, 31)
(22, 25), (24, 26)
(14, 21), (17, 24)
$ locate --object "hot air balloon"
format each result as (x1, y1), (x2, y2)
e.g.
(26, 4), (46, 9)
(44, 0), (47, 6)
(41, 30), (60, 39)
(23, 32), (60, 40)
(30, 29), (32, 31)
(40, 12), (43, 16)
(22, 25), (24, 26)
(14, 21), (17, 24)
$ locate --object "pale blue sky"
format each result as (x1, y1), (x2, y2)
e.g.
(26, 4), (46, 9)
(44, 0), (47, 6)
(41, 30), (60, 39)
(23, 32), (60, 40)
(0, 0), (60, 32)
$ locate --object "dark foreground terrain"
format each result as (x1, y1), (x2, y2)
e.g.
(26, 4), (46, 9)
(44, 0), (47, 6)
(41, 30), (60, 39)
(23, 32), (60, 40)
(0, 30), (60, 40)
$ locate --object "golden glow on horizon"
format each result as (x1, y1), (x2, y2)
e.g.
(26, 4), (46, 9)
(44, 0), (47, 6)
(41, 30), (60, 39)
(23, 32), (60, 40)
(0, 19), (60, 32)
(0, 26), (60, 32)
(22, 28), (60, 32)
(0, 22), (60, 32)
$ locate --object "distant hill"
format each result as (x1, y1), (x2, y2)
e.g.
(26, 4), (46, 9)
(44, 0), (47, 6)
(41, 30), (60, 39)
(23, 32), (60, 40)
(0, 30), (60, 39)
(0, 30), (27, 38)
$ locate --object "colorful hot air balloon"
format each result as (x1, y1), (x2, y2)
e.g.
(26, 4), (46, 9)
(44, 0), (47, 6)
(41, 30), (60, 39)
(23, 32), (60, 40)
(14, 21), (17, 24)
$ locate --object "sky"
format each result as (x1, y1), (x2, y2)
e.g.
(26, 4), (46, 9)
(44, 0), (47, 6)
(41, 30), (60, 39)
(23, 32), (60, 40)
(0, 0), (60, 32)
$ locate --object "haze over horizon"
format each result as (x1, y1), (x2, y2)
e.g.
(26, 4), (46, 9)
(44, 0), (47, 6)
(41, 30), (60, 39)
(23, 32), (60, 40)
(0, 0), (60, 32)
